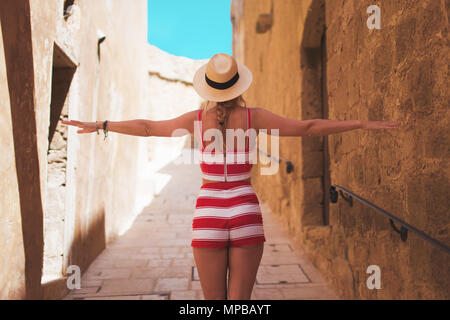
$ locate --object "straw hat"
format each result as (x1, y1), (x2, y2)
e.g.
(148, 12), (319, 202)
(193, 53), (253, 102)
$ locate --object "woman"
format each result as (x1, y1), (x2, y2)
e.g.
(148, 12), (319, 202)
(62, 53), (401, 300)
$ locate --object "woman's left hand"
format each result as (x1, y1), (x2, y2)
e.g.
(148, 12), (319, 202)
(61, 120), (98, 134)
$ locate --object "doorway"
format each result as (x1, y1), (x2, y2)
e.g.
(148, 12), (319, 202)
(300, 0), (329, 226)
(320, 31), (330, 225)
(41, 43), (76, 284)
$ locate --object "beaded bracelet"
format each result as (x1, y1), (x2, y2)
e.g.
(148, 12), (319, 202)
(103, 120), (109, 140)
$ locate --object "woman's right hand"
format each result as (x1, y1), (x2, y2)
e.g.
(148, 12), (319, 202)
(360, 120), (402, 130)
(61, 120), (99, 134)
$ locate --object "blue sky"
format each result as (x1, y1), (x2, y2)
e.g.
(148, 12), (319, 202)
(148, 0), (232, 60)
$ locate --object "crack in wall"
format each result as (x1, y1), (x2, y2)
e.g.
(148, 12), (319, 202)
(148, 71), (194, 87)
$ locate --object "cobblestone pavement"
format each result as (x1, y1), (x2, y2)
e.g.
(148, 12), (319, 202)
(64, 151), (340, 300)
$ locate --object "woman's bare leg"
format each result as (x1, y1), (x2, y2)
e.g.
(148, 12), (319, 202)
(192, 247), (229, 300)
(227, 243), (264, 300)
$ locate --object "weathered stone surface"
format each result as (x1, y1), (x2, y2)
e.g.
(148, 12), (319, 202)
(0, 0), (41, 299)
(98, 279), (155, 296)
(136, 44), (207, 218)
(0, 0), (148, 299)
(148, 44), (207, 84)
(302, 204), (324, 226)
(64, 154), (338, 300)
(232, 0), (449, 299)
(256, 14), (273, 34)
(170, 290), (197, 300)
(155, 278), (189, 292)
(3, 0), (207, 300)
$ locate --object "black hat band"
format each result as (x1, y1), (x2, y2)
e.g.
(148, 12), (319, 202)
(205, 72), (240, 90)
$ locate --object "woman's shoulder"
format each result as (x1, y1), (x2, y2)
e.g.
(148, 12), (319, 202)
(247, 106), (263, 111)
(247, 106), (264, 117)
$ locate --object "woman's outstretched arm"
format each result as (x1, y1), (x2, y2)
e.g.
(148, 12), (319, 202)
(142, 110), (198, 137)
(61, 109), (199, 137)
(252, 107), (401, 136)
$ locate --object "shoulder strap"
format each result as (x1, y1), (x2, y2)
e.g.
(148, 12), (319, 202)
(246, 108), (251, 151)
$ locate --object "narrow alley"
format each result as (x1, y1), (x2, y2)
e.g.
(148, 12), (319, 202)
(2, 0), (447, 302)
(63, 150), (339, 300)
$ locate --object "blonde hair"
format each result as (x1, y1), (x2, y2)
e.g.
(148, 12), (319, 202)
(200, 96), (247, 145)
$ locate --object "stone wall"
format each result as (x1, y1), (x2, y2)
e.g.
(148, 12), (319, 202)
(146, 44), (206, 162)
(232, 0), (449, 299)
(134, 45), (206, 216)
(0, 6), (26, 299)
(0, 0), (148, 299)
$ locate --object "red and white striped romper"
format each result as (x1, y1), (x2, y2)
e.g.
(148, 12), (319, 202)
(191, 107), (266, 248)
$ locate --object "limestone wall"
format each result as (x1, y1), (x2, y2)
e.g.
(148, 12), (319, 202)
(232, 0), (449, 299)
(0, 11), (26, 299)
(0, 0), (148, 299)
(135, 45), (206, 216)
(146, 44), (206, 163)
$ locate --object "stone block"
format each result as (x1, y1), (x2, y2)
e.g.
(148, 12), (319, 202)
(170, 290), (197, 300)
(257, 264), (310, 284)
(85, 268), (131, 280)
(281, 285), (338, 299)
(141, 294), (169, 300)
(83, 295), (141, 300)
(155, 278), (189, 292)
(251, 288), (284, 300)
(98, 279), (155, 296)
(131, 267), (165, 279)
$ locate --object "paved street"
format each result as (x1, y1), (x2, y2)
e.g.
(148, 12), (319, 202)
(64, 150), (339, 300)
